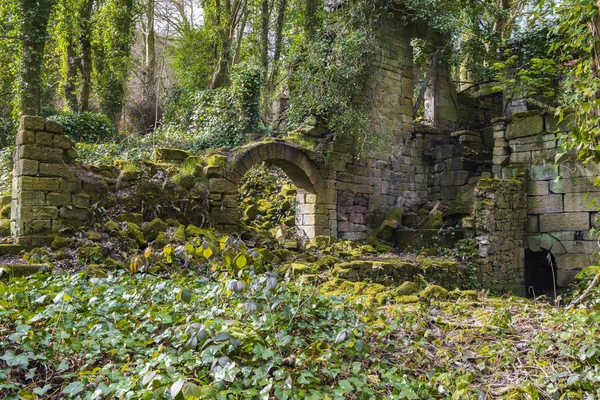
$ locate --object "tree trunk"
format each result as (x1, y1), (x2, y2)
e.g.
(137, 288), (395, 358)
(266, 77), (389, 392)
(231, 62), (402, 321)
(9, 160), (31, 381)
(146, 0), (156, 82)
(260, 0), (269, 80)
(65, 43), (79, 111)
(20, 0), (54, 115)
(78, 0), (94, 112)
(268, 0), (286, 88)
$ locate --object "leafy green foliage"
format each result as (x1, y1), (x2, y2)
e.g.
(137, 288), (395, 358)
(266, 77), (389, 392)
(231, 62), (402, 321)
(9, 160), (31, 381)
(165, 63), (265, 150)
(50, 111), (113, 143)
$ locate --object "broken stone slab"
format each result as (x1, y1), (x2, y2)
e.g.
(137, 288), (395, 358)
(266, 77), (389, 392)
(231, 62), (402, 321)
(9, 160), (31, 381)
(0, 263), (50, 278)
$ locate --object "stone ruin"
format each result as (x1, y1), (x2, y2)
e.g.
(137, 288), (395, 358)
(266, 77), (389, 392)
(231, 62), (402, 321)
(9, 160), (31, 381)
(2, 11), (599, 293)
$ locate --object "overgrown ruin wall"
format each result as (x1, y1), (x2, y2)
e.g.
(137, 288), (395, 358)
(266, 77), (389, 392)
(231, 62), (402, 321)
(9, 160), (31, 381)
(10, 116), (90, 246)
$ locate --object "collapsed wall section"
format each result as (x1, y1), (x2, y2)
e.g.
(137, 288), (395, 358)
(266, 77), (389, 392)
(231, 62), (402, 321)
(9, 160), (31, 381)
(494, 113), (600, 286)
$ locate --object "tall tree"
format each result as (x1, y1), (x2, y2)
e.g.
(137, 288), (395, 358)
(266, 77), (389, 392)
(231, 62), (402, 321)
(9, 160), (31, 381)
(20, 0), (55, 115)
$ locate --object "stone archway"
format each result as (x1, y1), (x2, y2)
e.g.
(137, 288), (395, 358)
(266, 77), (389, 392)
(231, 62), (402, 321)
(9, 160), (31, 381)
(207, 140), (336, 239)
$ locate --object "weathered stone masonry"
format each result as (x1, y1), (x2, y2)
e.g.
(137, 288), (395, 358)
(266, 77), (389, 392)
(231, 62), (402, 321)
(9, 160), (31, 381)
(11, 116), (91, 246)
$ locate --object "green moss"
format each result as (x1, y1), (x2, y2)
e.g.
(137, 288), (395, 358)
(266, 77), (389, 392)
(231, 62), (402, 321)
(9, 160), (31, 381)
(205, 154), (228, 168)
(280, 184), (296, 196)
(117, 213), (143, 225)
(574, 265), (600, 285)
(365, 237), (393, 253)
(88, 231), (102, 241)
(104, 220), (121, 233)
(290, 263), (320, 276)
(256, 248), (279, 264)
(396, 281), (419, 296)
(385, 207), (403, 222)
(166, 219), (183, 228)
(244, 204), (258, 220)
(172, 173), (196, 190)
(419, 285), (448, 300)
(0, 204), (10, 218)
(173, 225), (186, 242)
(153, 232), (169, 248)
(394, 295), (420, 304)
(51, 236), (68, 251)
(311, 235), (335, 250)
(142, 218), (168, 241)
(314, 255), (337, 269)
(448, 289), (479, 301)
(126, 223), (146, 247)
(185, 224), (206, 238)
(104, 258), (124, 269)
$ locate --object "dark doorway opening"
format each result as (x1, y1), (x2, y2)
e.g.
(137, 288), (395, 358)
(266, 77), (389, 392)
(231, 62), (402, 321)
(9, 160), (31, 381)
(524, 250), (557, 298)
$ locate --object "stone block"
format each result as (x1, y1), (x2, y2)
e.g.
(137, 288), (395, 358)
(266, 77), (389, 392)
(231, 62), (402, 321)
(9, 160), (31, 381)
(555, 254), (597, 286)
(212, 207), (239, 224)
(527, 181), (548, 196)
(539, 213), (589, 232)
(441, 171), (470, 186)
(24, 220), (51, 234)
(527, 216), (539, 233)
(21, 115), (45, 131)
(550, 177), (600, 194)
(32, 206), (59, 219)
(505, 115), (543, 140)
(510, 151), (531, 164)
(20, 191), (46, 206)
(72, 193), (91, 208)
(19, 177), (60, 192)
(53, 134), (72, 149)
(560, 162), (600, 178)
(45, 120), (63, 133)
(59, 207), (89, 221)
(528, 194), (563, 214)
(528, 164), (557, 181)
(16, 130), (35, 145)
(209, 178), (237, 194)
(46, 192), (71, 207)
(562, 240), (599, 254)
(563, 193), (600, 212)
(59, 179), (82, 194)
(35, 131), (53, 146)
(17, 145), (64, 163)
(15, 159), (39, 176)
(39, 163), (72, 178)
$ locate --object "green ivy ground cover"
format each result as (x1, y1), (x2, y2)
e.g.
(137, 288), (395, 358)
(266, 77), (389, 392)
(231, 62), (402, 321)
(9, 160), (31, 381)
(2, 265), (600, 399)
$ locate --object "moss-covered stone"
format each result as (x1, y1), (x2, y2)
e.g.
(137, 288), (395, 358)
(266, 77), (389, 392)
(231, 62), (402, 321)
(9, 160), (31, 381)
(448, 289), (479, 301)
(142, 218), (168, 241)
(51, 236), (68, 250)
(173, 225), (186, 242)
(153, 232), (169, 248)
(290, 263), (320, 276)
(419, 285), (448, 300)
(53, 251), (68, 261)
(280, 184), (296, 196)
(126, 223), (146, 247)
(117, 213), (143, 225)
(104, 220), (121, 233)
(104, 258), (124, 269)
(173, 173), (196, 190)
(0, 204), (10, 219)
(205, 154), (227, 168)
(574, 265), (600, 285)
(314, 255), (337, 269)
(396, 281), (419, 296)
(395, 295), (420, 304)
(244, 204), (258, 220)
(88, 231), (103, 241)
(153, 148), (189, 163)
(77, 245), (105, 262)
(311, 235), (335, 250)
(417, 210), (443, 229)
(257, 199), (273, 214)
(185, 224), (207, 238)
(0, 219), (10, 236)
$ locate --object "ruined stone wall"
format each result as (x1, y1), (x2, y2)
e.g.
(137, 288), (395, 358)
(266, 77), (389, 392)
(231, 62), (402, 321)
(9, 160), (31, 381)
(470, 174), (528, 288)
(11, 116), (90, 246)
(334, 13), (428, 240)
(495, 112), (600, 286)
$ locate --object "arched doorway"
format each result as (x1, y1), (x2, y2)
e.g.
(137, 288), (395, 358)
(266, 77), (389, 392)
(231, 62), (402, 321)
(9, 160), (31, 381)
(207, 141), (336, 240)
